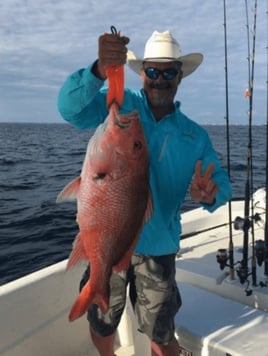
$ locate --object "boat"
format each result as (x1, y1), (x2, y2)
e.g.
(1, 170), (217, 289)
(2, 1), (267, 355)
(1, 191), (268, 356)
(176, 191), (268, 356)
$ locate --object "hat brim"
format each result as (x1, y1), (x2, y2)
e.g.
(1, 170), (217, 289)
(127, 50), (203, 78)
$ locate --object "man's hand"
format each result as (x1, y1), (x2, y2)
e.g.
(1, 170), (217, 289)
(94, 32), (129, 79)
(190, 160), (218, 205)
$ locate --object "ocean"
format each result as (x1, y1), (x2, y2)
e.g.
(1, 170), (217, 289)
(0, 123), (267, 285)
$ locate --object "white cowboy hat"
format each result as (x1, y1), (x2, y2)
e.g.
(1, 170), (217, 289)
(127, 30), (203, 78)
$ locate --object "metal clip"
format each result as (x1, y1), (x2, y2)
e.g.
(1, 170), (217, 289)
(110, 26), (117, 36)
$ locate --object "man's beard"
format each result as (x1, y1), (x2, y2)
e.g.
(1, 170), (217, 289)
(149, 85), (172, 106)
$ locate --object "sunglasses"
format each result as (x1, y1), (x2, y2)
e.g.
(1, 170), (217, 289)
(143, 66), (180, 80)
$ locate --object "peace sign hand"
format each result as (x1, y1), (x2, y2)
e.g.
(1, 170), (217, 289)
(190, 160), (218, 205)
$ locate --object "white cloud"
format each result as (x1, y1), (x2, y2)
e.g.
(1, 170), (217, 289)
(0, 0), (266, 124)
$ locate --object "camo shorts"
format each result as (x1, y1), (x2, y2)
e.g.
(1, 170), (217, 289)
(79, 253), (182, 344)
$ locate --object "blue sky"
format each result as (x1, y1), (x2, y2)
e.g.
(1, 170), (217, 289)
(0, 0), (266, 124)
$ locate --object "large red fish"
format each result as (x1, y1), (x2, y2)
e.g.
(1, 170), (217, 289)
(57, 29), (152, 322)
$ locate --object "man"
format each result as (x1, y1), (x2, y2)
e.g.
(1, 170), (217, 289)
(58, 30), (232, 356)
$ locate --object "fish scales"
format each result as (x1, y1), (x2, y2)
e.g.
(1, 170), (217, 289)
(57, 104), (152, 321)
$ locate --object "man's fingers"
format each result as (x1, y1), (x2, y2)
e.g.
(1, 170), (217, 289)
(204, 162), (215, 180)
(194, 161), (214, 181)
(194, 160), (202, 179)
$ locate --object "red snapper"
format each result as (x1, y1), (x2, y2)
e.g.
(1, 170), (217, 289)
(57, 103), (152, 321)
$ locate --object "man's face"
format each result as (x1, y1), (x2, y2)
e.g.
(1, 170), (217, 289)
(141, 61), (183, 107)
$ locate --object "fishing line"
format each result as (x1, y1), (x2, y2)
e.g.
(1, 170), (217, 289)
(223, 0), (234, 280)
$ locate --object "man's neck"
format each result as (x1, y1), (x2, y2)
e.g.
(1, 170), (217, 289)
(150, 103), (175, 121)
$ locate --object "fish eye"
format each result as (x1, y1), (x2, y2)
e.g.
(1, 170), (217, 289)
(93, 172), (107, 184)
(133, 141), (142, 150)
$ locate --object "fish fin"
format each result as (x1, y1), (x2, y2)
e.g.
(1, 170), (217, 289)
(143, 188), (154, 224)
(56, 177), (81, 202)
(66, 233), (87, 270)
(105, 65), (124, 108)
(68, 280), (110, 321)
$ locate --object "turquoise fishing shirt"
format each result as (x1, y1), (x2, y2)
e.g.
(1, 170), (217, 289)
(57, 65), (232, 256)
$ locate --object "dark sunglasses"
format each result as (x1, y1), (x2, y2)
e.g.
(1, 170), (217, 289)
(144, 67), (180, 80)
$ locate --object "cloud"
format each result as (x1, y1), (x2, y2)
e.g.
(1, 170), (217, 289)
(0, 0), (266, 124)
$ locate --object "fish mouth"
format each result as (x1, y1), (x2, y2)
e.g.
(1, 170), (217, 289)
(114, 116), (131, 128)
(114, 115), (134, 128)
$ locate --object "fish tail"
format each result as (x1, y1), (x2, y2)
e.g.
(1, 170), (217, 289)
(105, 65), (124, 109)
(68, 280), (110, 322)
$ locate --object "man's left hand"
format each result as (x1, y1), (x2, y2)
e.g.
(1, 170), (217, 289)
(190, 160), (218, 205)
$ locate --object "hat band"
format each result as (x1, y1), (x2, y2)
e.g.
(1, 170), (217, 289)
(143, 57), (180, 62)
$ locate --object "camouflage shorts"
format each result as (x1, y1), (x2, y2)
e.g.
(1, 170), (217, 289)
(79, 253), (182, 344)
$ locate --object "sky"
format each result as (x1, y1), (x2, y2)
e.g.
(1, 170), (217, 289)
(0, 0), (266, 125)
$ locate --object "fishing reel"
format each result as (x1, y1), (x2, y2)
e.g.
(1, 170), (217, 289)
(235, 262), (253, 295)
(255, 240), (266, 266)
(236, 264), (250, 285)
(216, 249), (253, 295)
(233, 213), (261, 231)
(216, 248), (230, 270)
(238, 274), (253, 296)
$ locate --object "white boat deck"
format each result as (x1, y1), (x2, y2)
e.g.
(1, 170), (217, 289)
(0, 259), (146, 356)
(175, 281), (268, 356)
(178, 201), (268, 310)
(1, 200), (268, 355)
(175, 200), (268, 355)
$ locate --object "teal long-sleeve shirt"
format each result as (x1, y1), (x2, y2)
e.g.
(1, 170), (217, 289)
(57, 66), (232, 256)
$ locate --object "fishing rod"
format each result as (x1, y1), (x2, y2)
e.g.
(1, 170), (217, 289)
(181, 210), (264, 240)
(222, 0), (234, 280)
(237, 0), (258, 286)
(254, 1), (268, 287)
(248, 0), (258, 287)
(264, 0), (268, 281)
(248, 0), (258, 286)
